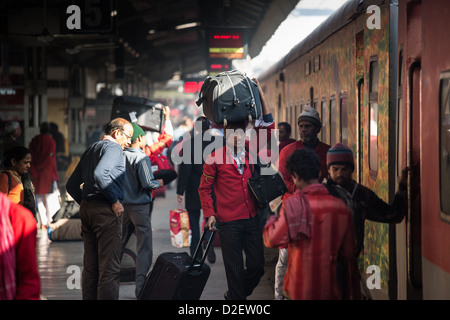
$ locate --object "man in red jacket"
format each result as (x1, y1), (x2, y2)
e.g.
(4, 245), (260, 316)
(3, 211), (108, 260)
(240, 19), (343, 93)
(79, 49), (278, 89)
(199, 79), (274, 300)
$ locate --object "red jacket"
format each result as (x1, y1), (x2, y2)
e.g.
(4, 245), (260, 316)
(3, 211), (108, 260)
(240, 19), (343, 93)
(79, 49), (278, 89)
(263, 185), (360, 300)
(277, 140), (330, 199)
(199, 121), (275, 222)
(199, 146), (258, 222)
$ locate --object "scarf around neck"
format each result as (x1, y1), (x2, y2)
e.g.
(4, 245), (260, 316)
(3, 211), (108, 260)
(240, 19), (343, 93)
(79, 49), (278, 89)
(284, 183), (324, 240)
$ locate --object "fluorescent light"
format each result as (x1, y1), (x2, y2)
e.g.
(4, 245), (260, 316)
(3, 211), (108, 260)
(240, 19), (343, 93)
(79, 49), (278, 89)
(175, 22), (200, 30)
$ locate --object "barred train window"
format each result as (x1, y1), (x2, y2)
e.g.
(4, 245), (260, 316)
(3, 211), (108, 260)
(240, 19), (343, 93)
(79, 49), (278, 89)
(321, 99), (329, 144)
(439, 72), (450, 219)
(330, 95), (338, 146)
(340, 93), (348, 146)
(369, 57), (379, 174)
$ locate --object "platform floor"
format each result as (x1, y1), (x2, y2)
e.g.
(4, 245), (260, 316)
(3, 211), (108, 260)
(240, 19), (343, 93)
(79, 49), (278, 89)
(37, 185), (279, 300)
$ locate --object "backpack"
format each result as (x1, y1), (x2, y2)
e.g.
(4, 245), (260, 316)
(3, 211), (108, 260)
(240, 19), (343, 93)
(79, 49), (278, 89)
(196, 70), (262, 126)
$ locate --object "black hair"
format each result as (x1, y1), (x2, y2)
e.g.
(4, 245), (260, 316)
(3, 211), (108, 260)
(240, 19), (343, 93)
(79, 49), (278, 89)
(286, 148), (320, 181)
(195, 116), (212, 133)
(278, 122), (292, 135)
(40, 122), (51, 134)
(3, 146), (31, 168)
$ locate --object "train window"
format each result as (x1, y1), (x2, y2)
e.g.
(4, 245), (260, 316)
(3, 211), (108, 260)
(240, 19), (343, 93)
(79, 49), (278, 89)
(340, 93), (348, 146)
(369, 58), (379, 174)
(321, 98), (329, 144)
(330, 95), (338, 146)
(439, 73), (450, 220)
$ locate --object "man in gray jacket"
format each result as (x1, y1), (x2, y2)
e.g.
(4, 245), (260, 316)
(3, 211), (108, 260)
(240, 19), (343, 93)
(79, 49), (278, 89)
(122, 122), (163, 297)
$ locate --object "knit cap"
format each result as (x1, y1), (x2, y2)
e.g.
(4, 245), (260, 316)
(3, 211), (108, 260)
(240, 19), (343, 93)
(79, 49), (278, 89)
(131, 122), (146, 141)
(298, 105), (321, 128)
(326, 143), (354, 169)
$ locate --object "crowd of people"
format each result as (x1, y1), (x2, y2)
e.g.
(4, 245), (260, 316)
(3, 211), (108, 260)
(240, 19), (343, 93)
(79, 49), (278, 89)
(0, 79), (409, 300)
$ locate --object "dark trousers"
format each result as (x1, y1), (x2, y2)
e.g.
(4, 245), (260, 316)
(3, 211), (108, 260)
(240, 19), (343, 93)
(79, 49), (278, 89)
(80, 200), (122, 300)
(188, 208), (215, 257)
(218, 215), (265, 300)
(121, 202), (153, 297)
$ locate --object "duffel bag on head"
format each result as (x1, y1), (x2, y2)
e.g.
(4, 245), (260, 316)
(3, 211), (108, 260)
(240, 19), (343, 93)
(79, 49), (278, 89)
(196, 70), (262, 126)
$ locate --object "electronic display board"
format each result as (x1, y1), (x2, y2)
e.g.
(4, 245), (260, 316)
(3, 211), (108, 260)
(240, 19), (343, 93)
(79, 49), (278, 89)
(209, 30), (245, 59)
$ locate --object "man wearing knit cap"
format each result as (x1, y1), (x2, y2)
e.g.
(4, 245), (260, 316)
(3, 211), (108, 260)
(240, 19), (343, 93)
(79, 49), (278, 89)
(278, 105), (330, 199)
(274, 105), (330, 299)
(122, 122), (164, 298)
(324, 143), (409, 299)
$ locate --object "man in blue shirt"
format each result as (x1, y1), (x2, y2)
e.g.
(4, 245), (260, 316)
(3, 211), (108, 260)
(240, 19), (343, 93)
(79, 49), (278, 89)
(121, 122), (163, 297)
(66, 117), (133, 300)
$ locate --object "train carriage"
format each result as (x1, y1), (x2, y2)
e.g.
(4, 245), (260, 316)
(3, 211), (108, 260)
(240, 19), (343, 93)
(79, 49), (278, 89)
(259, 0), (450, 299)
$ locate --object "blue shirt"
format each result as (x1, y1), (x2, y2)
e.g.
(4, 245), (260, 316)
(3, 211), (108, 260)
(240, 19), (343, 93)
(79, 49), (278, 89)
(66, 139), (126, 204)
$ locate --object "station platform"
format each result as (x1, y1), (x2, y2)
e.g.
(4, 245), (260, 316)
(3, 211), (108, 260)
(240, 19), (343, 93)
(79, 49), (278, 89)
(37, 185), (279, 300)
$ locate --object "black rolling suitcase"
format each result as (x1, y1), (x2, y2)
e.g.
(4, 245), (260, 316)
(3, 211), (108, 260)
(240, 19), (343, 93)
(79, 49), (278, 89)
(196, 70), (262, 126)
(111, 95), (164, 133)
(137, 227), (216, 300)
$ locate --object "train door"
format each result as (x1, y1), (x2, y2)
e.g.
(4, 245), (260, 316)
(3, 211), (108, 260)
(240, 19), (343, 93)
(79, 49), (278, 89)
(405, 0), (424, 300)
(407, 61), (423, 299)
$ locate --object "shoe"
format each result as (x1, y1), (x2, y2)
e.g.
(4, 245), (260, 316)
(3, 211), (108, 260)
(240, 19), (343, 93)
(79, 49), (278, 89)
(224, 291), (231, 300)
(207, 247), (216, 264)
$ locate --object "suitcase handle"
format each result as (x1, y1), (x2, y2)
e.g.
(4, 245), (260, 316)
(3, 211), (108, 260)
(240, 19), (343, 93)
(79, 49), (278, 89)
(189, 226), (217, 270)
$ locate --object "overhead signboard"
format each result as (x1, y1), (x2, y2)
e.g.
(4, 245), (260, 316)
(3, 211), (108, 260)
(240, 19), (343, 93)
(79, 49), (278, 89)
(208, 30), (245, 59)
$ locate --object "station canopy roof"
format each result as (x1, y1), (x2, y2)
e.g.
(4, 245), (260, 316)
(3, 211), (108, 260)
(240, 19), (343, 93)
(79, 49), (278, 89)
(0, 0), (299, 82)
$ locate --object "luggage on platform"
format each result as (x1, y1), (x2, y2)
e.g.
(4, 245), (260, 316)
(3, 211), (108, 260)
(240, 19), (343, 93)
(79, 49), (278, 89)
(47, 200), (82, 241)
(111, 96), (164, 133)
(196, 70), (262, 126)
(137, 227), (217, 300)
(47, 218), (82, 241)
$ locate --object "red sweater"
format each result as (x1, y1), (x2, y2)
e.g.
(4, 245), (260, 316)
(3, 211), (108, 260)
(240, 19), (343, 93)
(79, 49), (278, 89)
(3, 194), (41, 299)
(277, 140), (330, 199)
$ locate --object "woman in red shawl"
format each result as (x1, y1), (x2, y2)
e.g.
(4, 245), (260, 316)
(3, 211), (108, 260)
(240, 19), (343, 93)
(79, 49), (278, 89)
(0, 192), (41, 300)
(29, 122), (59, 227)
(263, 148), (360, 300)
